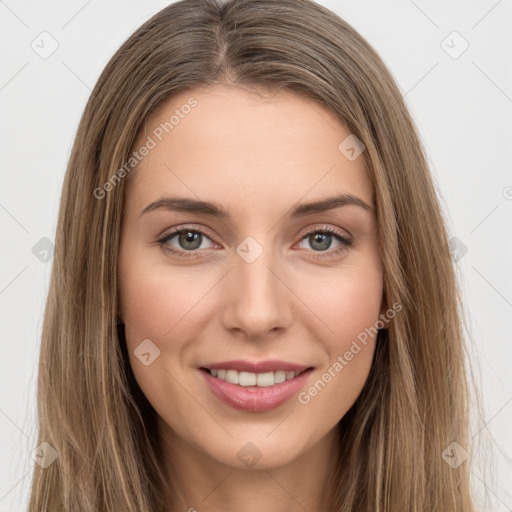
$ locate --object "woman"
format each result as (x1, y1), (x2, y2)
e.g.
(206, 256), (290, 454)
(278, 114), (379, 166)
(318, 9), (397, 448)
(28, 0), (488, 510)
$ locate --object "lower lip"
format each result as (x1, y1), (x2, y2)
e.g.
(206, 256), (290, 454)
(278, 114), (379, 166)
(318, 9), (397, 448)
(200, 368), (314, 412)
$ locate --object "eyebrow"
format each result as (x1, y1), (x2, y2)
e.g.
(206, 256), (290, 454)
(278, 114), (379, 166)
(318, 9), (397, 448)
(140, 193), (372, 219)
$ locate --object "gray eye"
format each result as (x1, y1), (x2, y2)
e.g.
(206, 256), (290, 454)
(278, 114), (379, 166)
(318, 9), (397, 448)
(177, 231), (203, 250)
(299, 232), (341, 252)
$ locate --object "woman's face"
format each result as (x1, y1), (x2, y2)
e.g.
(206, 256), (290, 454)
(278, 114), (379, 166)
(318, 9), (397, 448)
(118, 84), (385, 470)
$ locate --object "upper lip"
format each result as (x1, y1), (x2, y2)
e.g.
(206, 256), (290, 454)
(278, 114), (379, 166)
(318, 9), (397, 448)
(200, 359), (312, 373)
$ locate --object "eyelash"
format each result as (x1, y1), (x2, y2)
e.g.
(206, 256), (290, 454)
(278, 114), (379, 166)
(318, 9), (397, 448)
(157, 224), (353, 260)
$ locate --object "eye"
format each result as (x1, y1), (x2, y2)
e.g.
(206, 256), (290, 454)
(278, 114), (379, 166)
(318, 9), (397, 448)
(296, 225), (353, 259)
(157, 226), (218, 259)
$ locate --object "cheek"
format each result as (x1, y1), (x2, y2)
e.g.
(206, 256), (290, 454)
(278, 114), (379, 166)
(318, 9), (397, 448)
(118, 250), (211, 347)
(300, 254), (383, 347)
(326, 275), (382, 342)
(295, 258), (383, 403)
(118, 253), (208, 415)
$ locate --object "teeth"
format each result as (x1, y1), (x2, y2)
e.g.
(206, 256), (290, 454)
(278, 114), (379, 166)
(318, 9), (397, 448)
(226, 369), (239, 384)
(274, 371), (286, 384)
(239, 371), (257, 386)
(208, 368), (303, 386)
(256, 372), (273, 386)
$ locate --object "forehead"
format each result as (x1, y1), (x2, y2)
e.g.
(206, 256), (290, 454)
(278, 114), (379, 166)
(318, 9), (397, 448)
(126, 85), (373, 216)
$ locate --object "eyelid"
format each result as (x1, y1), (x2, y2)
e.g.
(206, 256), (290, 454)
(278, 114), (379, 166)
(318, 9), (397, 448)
(296, 222), (352, 241)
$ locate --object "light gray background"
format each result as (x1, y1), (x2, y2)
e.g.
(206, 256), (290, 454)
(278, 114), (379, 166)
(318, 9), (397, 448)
(1, 1), (511, 510)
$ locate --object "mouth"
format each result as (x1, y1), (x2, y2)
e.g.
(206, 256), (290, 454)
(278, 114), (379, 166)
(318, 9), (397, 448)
(198, 361), (315, 412)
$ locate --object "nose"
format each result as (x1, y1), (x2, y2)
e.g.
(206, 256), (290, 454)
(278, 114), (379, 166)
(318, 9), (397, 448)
(220, 242), (293, 341)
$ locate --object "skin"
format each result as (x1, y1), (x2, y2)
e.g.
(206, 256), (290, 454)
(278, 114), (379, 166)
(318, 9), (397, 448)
(118, 84), (387, 512)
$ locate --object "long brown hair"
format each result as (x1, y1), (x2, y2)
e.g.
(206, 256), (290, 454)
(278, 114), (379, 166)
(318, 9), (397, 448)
(28, 0), (492, 510)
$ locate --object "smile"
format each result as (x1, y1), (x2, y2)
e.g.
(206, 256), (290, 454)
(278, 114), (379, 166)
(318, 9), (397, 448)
(199, 364), (314, 412)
